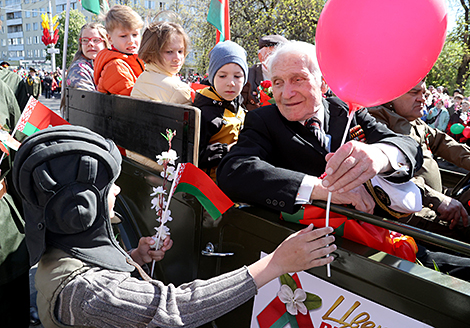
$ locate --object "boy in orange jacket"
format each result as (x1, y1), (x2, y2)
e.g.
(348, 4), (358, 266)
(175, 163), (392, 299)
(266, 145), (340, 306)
(94, 5), (145, 96)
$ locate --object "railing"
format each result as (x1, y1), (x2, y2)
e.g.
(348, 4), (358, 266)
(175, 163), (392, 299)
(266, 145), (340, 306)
(311, 200), (470, 257)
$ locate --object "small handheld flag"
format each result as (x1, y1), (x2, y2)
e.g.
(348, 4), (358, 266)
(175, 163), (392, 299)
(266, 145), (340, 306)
(15, 96), (70, 137)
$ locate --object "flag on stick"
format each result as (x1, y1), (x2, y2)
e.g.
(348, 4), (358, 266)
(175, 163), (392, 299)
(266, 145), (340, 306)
(0, 130), (21, 155)
(207, 0), (230, 43)
(81, 0), (109, 15)
(15, 97), (70, 137)
(169, 163), (233, 220)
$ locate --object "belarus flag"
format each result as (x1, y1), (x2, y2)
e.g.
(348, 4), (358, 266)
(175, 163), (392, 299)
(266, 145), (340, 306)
(81, 0), (109, 15)
(169, 162), (233, 220)
(15, 96), (70, 136)
(207, 0), (230, 43)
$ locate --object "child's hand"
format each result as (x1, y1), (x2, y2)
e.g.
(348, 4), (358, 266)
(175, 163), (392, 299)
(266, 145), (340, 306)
(131, 236), (174, 265)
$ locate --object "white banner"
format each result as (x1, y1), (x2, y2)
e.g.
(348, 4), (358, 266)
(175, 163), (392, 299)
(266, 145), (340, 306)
(251, 253), (432, 328)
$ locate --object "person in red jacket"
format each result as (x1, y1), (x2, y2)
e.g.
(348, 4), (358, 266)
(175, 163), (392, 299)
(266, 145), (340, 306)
(94, 5), (145, 96)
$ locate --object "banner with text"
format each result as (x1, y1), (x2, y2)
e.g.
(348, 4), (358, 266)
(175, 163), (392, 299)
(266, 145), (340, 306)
(251, 253), (432, 328)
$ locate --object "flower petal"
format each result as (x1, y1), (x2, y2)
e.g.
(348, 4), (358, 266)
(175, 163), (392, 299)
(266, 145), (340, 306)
(293, 288), (307, 302)
(278, 285), (294, 303)
(297, 302), (308, 315)
(286, 302), (298, 316)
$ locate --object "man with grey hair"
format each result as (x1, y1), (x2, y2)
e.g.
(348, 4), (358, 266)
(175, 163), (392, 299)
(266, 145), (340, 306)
(217, 40), (423, 215)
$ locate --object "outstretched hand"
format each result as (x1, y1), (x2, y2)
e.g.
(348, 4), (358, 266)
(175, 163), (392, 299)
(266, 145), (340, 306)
(248, 225), (336, 288)
(131, 236), (174, 266)
(322, 141), (390, 193)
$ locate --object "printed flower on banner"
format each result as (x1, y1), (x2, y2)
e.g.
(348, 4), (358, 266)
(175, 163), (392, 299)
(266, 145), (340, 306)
(278, 285), (308, 315)
(279, 273), (322, 313)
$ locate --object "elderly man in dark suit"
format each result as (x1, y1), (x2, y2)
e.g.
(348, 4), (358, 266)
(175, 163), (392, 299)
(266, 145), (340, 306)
(217, 40), (423, 215)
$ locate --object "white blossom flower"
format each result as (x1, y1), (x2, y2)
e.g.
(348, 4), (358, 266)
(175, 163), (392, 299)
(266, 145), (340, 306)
(156, 149), (178, 166)
(166, 166), (176, 181)
(277, 285), (308, 316)
(151, 195), (167, 211)
(161, 209), (173, 223)
(151, 225), (171, 249)
(150, 186), (166, 196)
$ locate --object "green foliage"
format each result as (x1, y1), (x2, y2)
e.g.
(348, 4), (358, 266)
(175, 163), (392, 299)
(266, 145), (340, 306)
(230, 0), (325, 66)
(427, 40), (466, 93)
(437, 1), (470, 94)
(187, 0), (324, 74)
(169, 0), (212, 74)
(55, 10), (87, 70)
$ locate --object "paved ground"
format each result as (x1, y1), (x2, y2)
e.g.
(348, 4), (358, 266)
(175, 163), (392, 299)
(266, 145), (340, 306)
(37, 93), (61, 115)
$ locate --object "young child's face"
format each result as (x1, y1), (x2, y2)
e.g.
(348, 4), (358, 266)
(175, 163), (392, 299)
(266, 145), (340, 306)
(107, 26), (141, 55)
(160, 33), (185, 76)
(213, 63), (245, 101)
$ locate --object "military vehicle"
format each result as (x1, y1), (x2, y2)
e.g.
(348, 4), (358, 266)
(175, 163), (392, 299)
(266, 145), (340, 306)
(64, 88), (470, 328)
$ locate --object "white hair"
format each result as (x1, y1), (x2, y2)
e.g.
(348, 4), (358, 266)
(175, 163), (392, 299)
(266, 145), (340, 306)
(266, 40), (322, 85)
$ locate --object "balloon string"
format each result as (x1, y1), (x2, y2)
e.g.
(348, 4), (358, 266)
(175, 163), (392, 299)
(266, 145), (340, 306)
(325, 111), (354, 278)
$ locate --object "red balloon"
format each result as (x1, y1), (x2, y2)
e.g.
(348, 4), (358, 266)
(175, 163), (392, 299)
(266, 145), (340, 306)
(463, 126), (470, 139)
(316, 0), (447, 107)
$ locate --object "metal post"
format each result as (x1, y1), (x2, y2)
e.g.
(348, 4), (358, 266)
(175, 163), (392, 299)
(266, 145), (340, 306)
(48, 0), (55, 72)
(60, 0), (71, 116)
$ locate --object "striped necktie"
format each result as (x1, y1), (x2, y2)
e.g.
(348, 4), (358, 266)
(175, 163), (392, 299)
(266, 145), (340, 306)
(305, 116), (328, 150)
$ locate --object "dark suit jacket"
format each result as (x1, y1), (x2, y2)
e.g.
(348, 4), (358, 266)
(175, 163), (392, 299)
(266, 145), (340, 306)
(217, 97), (423, 213)
(247, 63), (264, 97)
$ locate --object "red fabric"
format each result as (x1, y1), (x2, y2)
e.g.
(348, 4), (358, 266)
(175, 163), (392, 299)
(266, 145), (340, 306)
(190, 83), (206, 101)
(259, 90), (273, 107)
(174, 163), (233, 215)
(291, 205), (417, 262)
(222, 0), (230, 41)
(18, 97), (69, 134)
(257, 296), (285, 328)
(291, 274), (314, 328)
(93, 48), (144, 96)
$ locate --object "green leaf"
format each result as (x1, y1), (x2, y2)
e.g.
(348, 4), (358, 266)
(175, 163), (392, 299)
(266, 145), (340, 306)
(304, 292), (322, 310)
(279, 273), (298, 292)
(432, 259), (441, 272)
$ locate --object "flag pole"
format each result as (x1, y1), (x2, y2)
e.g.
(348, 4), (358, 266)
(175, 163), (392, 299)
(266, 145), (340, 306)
(325, 113), (354, 278)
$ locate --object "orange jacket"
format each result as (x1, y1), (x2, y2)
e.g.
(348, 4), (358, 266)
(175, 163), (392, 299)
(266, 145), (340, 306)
(93, 48), (145, 96)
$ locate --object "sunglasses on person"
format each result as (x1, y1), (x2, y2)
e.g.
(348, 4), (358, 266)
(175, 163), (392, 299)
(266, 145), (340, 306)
(79, 37), (104, 45)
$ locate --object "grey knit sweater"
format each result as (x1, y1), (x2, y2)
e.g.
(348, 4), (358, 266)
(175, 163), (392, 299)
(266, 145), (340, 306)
(36, 248), (258, 328)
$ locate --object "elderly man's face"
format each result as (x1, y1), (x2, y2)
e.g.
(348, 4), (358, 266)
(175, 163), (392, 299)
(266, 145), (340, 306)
(271, 53), (323, 122)
(391, 81), (426, 122)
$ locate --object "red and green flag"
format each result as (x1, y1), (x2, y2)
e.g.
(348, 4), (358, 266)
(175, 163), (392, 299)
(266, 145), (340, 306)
(15, 96), (70, 136)
(81, 0), (109, 15)
(169, 162), (233, 220)
(207, 0), (230, 43)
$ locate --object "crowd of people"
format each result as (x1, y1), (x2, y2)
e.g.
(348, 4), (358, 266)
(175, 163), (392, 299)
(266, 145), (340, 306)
(421, 85), (470, 142)
(1, 4), (470, 328)
(0, 61), (62, 101)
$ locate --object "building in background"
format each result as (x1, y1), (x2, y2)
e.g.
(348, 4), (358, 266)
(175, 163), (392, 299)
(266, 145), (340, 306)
(0, 0), (174, 70)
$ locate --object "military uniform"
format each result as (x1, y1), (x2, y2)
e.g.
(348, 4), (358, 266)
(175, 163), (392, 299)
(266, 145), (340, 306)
(0, 79), (30, 327)
(369, 105), (470, 242)
(25, 73), (41, 100)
